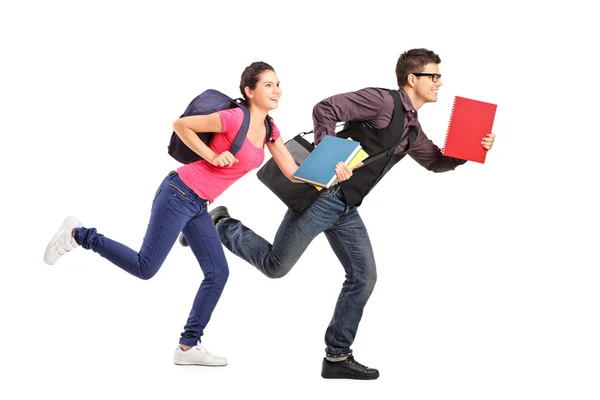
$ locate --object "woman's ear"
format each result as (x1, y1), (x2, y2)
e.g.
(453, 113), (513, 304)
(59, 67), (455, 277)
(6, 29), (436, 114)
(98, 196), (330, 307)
(244, 86), (253, 100)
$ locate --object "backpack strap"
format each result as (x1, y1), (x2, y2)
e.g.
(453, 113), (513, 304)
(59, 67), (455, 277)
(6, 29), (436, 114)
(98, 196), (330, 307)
(229, 100), (251, 156)
(229, 99), (273, 153)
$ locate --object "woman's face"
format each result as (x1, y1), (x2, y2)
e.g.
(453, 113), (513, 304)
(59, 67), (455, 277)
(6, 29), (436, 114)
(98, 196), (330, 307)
(246, 70), (281, 110)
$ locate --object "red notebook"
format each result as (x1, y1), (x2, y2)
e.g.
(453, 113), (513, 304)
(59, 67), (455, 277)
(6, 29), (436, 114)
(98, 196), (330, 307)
(442, 96), (497, 163)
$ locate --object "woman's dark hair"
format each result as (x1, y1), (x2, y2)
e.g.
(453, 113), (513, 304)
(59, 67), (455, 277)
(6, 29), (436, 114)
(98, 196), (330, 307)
(395, 48), (441, 87)
(239, 61), (275, 105)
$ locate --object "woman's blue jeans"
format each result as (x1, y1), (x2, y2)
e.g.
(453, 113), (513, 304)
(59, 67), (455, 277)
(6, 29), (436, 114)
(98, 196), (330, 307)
(73, 171), (228, 347)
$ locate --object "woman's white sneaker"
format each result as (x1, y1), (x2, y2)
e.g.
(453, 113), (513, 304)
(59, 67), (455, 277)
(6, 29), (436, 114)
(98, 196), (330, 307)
(174, 343), (228, 366)
(44, 216), (81, 265)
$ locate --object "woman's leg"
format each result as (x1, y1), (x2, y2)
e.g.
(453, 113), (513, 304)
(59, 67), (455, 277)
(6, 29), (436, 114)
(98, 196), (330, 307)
(172, 206), (230, 366)
(71, 172), (199, 279)
(178, 210), (229, 346)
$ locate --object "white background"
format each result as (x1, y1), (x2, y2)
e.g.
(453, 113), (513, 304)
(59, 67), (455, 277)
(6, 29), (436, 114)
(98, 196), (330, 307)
(1, 0), (598, 399)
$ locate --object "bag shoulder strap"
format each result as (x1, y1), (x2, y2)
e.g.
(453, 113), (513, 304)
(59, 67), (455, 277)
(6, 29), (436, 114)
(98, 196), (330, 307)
(359, 90), (409, 167)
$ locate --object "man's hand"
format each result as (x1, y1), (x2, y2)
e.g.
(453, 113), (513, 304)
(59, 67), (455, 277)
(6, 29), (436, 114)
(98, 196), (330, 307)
(332, 161), (361, 185)
(481, 133), (496, 150)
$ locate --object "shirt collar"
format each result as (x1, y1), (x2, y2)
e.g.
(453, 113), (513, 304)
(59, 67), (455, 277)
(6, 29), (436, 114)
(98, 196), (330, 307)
(398, 88), (418, 126)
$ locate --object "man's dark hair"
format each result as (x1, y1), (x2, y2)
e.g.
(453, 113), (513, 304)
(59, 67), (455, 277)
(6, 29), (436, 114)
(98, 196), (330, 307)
(396, 49), (441, 87)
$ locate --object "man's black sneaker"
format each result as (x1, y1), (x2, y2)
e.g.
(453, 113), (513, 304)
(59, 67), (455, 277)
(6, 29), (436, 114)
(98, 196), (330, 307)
(179, 233), (189, 247)
(209, 206), (230, 225)
(321, 355), (379, 380)
(178, 206), (231, 247)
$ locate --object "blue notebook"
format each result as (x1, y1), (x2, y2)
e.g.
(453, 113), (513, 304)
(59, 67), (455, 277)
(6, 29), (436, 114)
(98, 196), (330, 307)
(292, 135), (362, 188)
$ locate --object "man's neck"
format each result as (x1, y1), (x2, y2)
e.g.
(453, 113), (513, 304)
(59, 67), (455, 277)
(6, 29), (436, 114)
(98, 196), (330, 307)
(400, 86), (424, 111)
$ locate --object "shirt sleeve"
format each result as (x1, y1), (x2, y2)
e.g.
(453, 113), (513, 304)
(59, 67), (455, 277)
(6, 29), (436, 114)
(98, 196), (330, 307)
(312, 88), (392, 145)
(219, 108), (278, 144)
(408, 122), (468, 172)
(217, 108), (244, 138)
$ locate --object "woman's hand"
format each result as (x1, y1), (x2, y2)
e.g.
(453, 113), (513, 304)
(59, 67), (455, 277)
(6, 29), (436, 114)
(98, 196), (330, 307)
(211, 151), (238, 167)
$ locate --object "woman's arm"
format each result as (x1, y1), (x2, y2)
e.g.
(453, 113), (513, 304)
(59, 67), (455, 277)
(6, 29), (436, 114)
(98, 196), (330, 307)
(266, 136), (361, 184)
(172, 113), (222, 162)
(266, 137), (303, 183)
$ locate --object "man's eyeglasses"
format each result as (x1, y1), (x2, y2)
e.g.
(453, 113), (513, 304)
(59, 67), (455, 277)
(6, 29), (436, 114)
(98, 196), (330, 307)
(412, 73), (442, 83)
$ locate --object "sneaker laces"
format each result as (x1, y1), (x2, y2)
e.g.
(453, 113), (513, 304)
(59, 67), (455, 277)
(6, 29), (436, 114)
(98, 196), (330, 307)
(196, 344), (219, 359)
(347, 356), (369, 369)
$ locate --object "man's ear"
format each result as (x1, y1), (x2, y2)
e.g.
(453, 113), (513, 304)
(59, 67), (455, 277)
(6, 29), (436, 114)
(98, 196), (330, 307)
(406, 73), (417, 88)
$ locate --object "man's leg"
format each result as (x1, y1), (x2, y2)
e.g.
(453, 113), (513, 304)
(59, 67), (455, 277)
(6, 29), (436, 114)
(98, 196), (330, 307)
(217, 187), (347, 278)
(321, 206), (379, 379)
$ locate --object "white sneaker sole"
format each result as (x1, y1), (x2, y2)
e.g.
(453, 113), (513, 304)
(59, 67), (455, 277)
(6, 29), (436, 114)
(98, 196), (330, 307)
(173, 351), (228, 367)
(173, 360), (228, 367)
(44, 216), (80, 265)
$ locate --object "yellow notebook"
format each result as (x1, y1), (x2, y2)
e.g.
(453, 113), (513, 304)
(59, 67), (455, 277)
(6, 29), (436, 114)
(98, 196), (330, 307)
(314, 138), (368, 190)
(348, 148), (369, 169)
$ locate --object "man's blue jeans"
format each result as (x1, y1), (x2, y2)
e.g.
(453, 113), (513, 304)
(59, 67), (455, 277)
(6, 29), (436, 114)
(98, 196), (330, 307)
(73, 171), (229, 347)
(217, 185), (377, 357)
